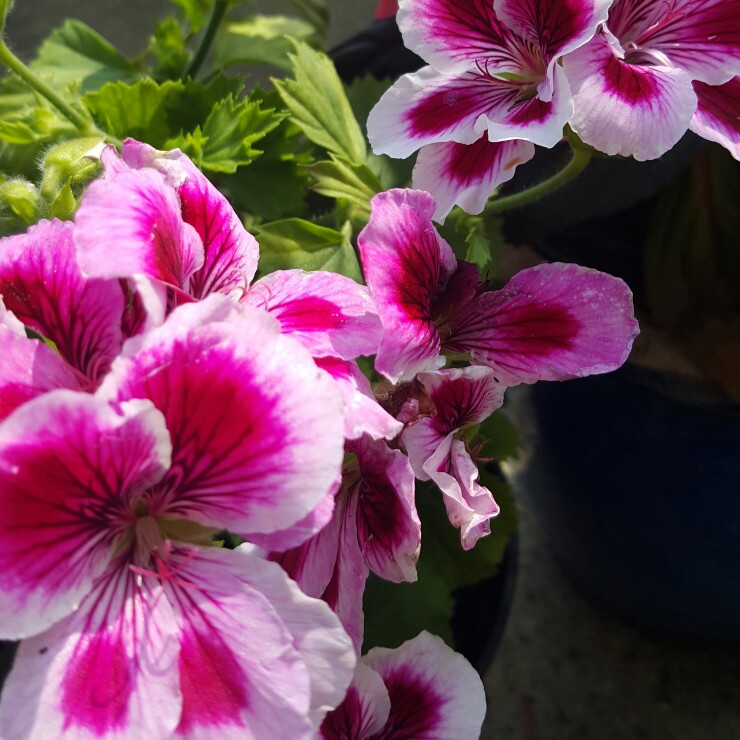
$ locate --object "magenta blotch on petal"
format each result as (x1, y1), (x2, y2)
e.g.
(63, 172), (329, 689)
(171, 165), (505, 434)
(0, 392), (171, 639)
(244, 270), (382, 360)
(358, 189), (456, 383)
(690, 78), (740, 160)
(564, 36), (697, 160)
(98, 296), (345, 540)
(448, 262), (640, 385)
(75, 166), (204, 292)
(0, 218), (124, 384)
(362, 631), (487, 739)
(413, 135), (536, 221)
(320, 663), (391, 740)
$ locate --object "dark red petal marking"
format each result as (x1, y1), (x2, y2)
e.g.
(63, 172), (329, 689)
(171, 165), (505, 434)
(602, 54), (660, 103)
(374, 667), (442, 739)
(176, 627), (249, 734)
(61, 631), (132, 734)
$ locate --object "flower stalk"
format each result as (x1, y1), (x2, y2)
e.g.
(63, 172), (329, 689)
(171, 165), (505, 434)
(485, 145), (593, 214)
(0, 40), (100, 137)
(186, 0), (230, 79)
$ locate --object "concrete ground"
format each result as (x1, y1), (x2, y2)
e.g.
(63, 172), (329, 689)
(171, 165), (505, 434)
(4, 3), (739, 738)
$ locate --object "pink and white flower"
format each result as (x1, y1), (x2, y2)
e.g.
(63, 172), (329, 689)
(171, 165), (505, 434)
(321, 631), (487, 739)
(403, 367), (505, 549)
(564, 0), (740, 159)
(275, 434), (421, 651)
(358, 188), (639, 385)
(0, 296), (355, 738)
(369, 0), (610, 155)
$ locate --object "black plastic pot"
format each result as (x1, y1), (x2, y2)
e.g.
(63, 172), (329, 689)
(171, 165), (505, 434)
(504, 364), (740, 642)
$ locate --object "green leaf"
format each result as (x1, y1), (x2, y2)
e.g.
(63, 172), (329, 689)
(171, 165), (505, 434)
(256, 218), (362, 281)
(48, 181), (76, 220)
(0, 108), (76, 146)
(363, 564), (455, 652)
(83, 77), (248, 148)
(149, 17), (190, 80)
(31, 20), (136, 92)
(415, 474), (517, 593)
(217, 119), (310, 220)
(170, 0), (214, 32)
(274, 41), (366, 163)
(214, 16), (317, 71)
(303, 154), (380, 211)
(477, 411), (522, 463)
(83, 78), (181, 144)
(284, 0), (329, 39)
(168, 94), (284, 173)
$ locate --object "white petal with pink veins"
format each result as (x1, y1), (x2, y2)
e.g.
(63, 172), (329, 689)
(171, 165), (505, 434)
(564, 36), (697, 160)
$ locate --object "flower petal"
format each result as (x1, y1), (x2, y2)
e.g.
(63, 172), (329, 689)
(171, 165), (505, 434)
(398, 0), (522, 74)
(315, 357), (403, 442)
(234, 544), (356, 728)
(607, 0), (740, 86)
(320, 663), (391, 740)
(358, 189), (456, 383)
(0, 327), (83, 420)
(403, 367), (505, 481)
(447, 262), (640, 386)
(165, 545), (354, 738)
(0, 219), (124, 384)
(348, 435), (421, 584)
(75, 167), (204, 292)
(413, 136), (536, 221)
(321, 490), (369, 653)
(362, 631), (487, 739)
(690, 78), (740, 160)
(0, 566), (181, 740)
(244, 270), (382, 359)
(98, 296), (345, 539)
(0, 391), (170, 639)
(564, 36), (697, 160)
(494, 0), (611, 59)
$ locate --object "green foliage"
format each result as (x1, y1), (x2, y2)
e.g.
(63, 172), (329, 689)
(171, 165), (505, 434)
(214, 15), (317, 71)
(149, 17), (190, 80)
(31, 20), (136, 92)
(477, 411), (522, 463)
(439, 209), (509, 277)
(303, 154), (381, 213)
(168, 94), (284, 173)
(284, 0), (329, 40)
(256, 218), (362, 281)
(170, 0), (214, 33)
(274, 41), (366, 164)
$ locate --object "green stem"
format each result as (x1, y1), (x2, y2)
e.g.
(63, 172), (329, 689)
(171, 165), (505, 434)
(485, 145), (592, 214)
(0, 40), (99, 136)
(186, 0), (229, 79)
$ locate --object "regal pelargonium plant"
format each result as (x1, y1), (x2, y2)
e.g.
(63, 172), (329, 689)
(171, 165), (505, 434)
(0, 0), (682, 737)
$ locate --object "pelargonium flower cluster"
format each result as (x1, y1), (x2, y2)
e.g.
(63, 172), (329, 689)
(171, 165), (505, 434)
(368, 0), (740, 220)
(0, 138), (638, 737)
